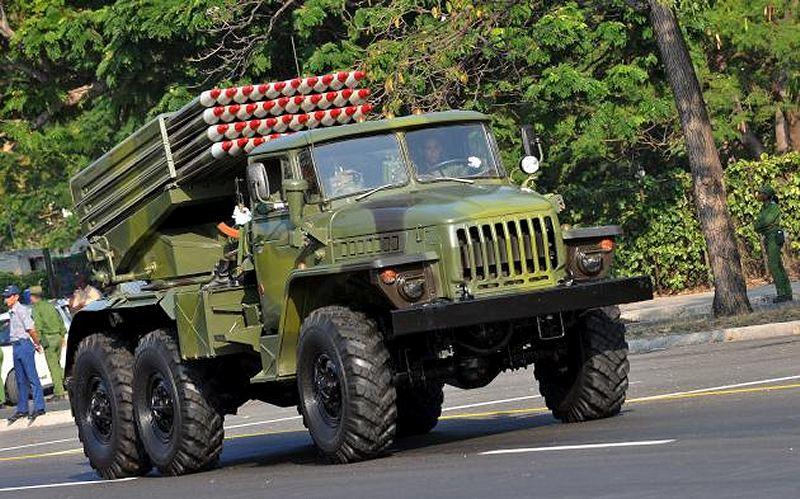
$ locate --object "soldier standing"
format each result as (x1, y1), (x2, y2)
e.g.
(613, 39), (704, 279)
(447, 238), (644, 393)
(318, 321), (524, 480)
(3, 285), (46, 423)
(755, 185), (793, 303)
(28, 286), (67, 399)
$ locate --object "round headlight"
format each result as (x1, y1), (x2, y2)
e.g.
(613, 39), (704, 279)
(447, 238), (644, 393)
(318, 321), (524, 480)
(577, 251), (603, 275)
(398, 277), (426, 302)
(520, 155), (540, 174)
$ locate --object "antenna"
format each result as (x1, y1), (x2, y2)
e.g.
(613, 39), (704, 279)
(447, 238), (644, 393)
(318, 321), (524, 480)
(290, 35), (301, 76)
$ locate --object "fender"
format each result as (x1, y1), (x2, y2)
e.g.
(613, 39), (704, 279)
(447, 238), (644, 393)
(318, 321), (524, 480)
(272, 251), (439, 378)
(64, 290), (173, 378)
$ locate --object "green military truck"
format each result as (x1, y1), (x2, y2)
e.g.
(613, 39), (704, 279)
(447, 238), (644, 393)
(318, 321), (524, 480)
(66, 109), (652, 478)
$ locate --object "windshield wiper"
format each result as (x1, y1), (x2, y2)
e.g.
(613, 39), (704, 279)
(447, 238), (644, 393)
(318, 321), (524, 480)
(423, 176), (475, 184)
(355, 184), (395, 201)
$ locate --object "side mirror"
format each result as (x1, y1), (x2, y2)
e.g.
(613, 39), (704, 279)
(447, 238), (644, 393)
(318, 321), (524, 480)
(246, 162), (270, 203)
(520, 125), (544, 164)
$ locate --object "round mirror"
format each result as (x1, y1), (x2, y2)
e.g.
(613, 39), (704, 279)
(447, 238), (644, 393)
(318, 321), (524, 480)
(520, 155), (540, 175)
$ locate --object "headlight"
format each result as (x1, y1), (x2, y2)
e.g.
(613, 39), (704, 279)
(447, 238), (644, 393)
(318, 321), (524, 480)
(398, 276), (426, 302)
(577, 251), (603, 275)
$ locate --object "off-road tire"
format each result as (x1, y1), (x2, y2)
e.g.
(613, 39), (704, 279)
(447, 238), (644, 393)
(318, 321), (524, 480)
(70, 333), (151, 479)
(5, 369), (18, 406)
(133, 329), (223, 476)
(396, 381), (444, 437)
(297, 306), (397, 463)
(534, 309), (629, 422)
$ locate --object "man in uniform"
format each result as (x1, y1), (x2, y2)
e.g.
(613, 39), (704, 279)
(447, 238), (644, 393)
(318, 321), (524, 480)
(28, 286), (67, 399)
(3, 285), (46, 423)
(755, 185), (793, 303)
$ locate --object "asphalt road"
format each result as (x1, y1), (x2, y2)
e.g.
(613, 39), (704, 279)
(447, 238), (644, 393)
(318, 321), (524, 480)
(1, 336), (798, 498)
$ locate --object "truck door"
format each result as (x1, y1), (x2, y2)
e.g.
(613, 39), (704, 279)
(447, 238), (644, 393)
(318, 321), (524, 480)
(249, 154), (299, 332)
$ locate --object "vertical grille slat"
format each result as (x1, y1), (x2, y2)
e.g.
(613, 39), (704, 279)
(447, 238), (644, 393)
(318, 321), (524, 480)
(493, 223), (509, 277)
(544, 216), (559, 269)
(456, 215), (558, 289)
(532, 217), (547, 271)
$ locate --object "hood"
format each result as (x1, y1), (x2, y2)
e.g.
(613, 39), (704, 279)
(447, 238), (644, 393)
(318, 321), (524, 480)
(321, 184), (555, 238)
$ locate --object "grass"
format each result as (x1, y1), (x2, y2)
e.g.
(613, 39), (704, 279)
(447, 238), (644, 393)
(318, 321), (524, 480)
(626, 301), (800, 339)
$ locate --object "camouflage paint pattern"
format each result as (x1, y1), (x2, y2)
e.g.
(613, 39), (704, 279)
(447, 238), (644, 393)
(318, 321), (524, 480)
(67, 111), (570, 383)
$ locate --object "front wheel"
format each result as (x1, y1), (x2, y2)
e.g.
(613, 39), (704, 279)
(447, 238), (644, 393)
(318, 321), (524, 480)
(70, 333), (151, 479)
(534, 309), (629, 422)
(133, 329), (223, 476)
(297, 306), (397, 463)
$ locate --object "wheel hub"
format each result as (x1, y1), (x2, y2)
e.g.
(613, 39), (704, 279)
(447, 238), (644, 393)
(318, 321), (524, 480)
(87, 375), (113, 443)
(313, 354), (342, 423)
(149, 374), (175, 440)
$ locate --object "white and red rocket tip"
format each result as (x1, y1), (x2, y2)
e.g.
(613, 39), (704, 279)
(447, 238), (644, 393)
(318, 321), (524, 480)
(210, 134), (291, 159)
(202, 88), (371, 124)
(199, 71), (366, 107)
(205, 104), (374, 142)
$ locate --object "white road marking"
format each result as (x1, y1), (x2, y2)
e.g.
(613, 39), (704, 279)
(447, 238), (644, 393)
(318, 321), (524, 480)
(633, 375), (800, 402)
(442, 395), (541, 412)
(223, 395), (545, 431)
(0, 438), (77, 454)
(0, 477), (137, 493)
(480, 439), (676, 456)
(224, 415), (302, 430)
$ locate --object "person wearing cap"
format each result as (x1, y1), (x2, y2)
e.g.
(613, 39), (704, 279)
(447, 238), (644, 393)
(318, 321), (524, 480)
(29, 286), (67, 399)
(755, 185), (793, 303)
(3, 285), (46, 424)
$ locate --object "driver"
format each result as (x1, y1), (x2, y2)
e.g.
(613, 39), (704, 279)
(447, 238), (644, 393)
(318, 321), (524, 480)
(329, 166), (364, 197)
(417, 136), (446, 177)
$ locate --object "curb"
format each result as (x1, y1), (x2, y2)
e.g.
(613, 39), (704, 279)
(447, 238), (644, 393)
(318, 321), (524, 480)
(628, 319), (800, 354)
(621, 295), (775, 323)
(2, 320), (799, 433)
(0, 410), (73, 433)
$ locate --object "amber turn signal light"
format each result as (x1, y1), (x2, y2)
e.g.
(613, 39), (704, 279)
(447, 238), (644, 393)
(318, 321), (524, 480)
(380, 269), (398, 284)
(599, 238), (615, 251)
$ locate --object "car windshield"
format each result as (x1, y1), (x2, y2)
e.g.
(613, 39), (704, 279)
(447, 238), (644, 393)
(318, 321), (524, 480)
(406, 123), (500, 181)
(312, 133), (409, 199)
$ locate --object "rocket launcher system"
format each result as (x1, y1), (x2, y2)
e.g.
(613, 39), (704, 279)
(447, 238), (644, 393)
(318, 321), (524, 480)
(70, 71), (372, 283)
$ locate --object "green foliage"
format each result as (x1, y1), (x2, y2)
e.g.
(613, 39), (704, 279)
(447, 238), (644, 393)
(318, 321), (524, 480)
(0, 0), (798, 294)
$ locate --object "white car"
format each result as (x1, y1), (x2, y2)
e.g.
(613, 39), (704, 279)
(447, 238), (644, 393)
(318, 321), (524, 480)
(1, 300), (71, 405)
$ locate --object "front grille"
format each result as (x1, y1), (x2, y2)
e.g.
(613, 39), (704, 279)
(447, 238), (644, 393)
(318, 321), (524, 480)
(456, 216), (559, 288)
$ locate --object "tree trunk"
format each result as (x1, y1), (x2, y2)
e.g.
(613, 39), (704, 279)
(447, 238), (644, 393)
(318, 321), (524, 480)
(648, 1), (752, 316)
(787, 110), (800, 153)
(775, 108), (790, 153)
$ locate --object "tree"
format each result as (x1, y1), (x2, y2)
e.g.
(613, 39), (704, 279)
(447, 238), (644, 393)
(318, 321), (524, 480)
(647, 0), (752, 316)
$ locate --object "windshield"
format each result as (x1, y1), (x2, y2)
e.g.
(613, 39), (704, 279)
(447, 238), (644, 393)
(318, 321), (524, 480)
(406, 123), (501, 181)
(312, 133), (409, 199)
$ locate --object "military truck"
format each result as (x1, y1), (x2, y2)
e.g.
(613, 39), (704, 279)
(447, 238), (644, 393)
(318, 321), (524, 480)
(66, 109), (652, 478)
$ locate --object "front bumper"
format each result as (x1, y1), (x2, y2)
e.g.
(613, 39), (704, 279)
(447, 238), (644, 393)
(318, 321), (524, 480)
(390, 276), (653, 336)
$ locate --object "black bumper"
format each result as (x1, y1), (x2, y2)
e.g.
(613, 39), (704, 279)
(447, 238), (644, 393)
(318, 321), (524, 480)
(390, 276), (653, 337)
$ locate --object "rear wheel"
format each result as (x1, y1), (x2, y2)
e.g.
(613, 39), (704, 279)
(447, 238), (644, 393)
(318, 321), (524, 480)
(297, 306), (397, 463)
(534, 309), (629, 422)
(133, 329), (223, 476)
(396, 381), (444, 437)
(70, 333), (151, 479)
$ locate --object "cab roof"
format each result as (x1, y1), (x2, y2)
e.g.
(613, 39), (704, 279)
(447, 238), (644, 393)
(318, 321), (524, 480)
(249, 110), (489, 157)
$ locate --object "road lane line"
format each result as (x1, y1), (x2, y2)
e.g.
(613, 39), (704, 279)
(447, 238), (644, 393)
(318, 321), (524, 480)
(224, 415), (302, 430)
(0, 438), (77, 454)
(442, 395), (541, 412)
(480, 439), (675, 456)
(0, 448), (83, 463)
(0, 477), (137, 493)
(632, 375), (800, 402)
(222, 395), (544, 430)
